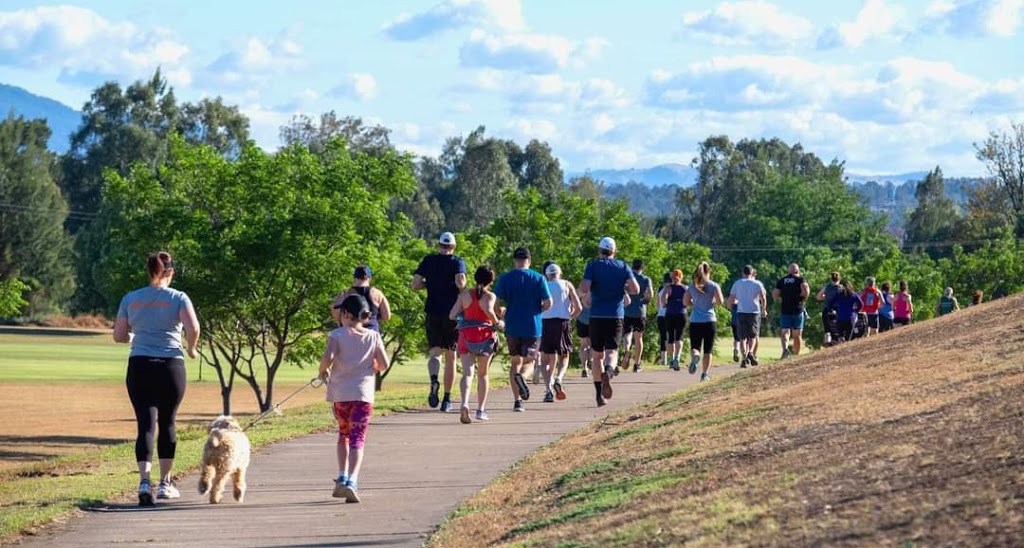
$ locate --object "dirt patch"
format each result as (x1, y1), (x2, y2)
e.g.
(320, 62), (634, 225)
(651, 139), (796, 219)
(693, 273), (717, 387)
(0, 381), (327, 472)
(429, 294), (1024, 547)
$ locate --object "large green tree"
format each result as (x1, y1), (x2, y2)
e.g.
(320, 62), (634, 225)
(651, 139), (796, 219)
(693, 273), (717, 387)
(0, 114), (75, 315)
(97, 137), (416, 413)
(905, 167), (959, 258)
(975, 122), (1024, 237)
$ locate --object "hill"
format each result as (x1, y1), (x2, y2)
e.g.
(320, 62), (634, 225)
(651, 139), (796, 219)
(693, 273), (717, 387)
(0, 83), (79, 153)
(430, 294), (1024, 547)
(568, 163), (698, 187)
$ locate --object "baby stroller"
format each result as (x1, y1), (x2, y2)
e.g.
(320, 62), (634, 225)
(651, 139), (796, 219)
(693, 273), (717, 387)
(850, 312), (869, 340)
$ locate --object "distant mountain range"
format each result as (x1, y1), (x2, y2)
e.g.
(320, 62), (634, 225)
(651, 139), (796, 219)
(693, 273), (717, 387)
(0, 83), (79, 153)
(568, 164), (943, 188)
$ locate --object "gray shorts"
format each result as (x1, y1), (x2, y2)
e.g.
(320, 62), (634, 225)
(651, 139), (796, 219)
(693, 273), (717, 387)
(736, 313), (761, 340)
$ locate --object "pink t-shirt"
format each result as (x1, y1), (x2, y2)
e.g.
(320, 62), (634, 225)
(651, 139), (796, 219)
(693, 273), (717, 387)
(323, 326), (384, 404)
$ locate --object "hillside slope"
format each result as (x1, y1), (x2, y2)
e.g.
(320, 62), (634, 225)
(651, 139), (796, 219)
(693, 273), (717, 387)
(430, 294), (1024, 547)
(0, 83), (80, 153)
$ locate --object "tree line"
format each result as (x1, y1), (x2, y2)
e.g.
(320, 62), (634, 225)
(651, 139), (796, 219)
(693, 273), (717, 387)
(3, 70), (1024, 411)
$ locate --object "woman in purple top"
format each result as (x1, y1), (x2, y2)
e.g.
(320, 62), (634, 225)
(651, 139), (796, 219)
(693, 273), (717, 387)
(831, 281), (863, 343)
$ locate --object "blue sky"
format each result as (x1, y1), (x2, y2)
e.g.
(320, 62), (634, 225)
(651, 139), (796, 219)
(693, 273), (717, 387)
(1, 0), (1022, 176)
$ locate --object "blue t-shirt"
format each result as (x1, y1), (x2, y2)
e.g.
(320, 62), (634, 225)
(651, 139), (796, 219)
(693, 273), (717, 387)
(494, 268), (552, 338)
(879, 292), (894, 319)
(835, 293), (863, 322)
(624, 273), (652, 318)
(729, 278), (765, 314)
(117, 286), (192, 358)
(414, 253), (467, 316)
(687, 281), (720, 324)
(583, 258), (636, 318)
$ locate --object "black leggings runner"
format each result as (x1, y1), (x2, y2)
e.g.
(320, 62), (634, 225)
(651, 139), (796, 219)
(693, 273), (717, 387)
(126, 356), (187, 463)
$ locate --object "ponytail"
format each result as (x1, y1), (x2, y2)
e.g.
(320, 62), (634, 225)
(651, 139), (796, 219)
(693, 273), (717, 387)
(146, 251), (175, 279)
(692, 262), (710, 293)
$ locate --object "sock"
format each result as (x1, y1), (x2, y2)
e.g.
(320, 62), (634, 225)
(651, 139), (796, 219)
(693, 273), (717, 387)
(594, 381), (603, 397)
(430, 373), (438, 383)
(442, 391), (451, 401)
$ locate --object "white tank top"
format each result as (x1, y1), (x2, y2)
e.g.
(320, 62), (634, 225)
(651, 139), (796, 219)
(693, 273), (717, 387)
(541, 279), (571, 320)
(657, 287), (668, 317)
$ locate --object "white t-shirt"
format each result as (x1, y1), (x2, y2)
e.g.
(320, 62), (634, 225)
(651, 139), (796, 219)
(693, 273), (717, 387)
(541, 279), (572, 320)
(730, 278), (765, 314)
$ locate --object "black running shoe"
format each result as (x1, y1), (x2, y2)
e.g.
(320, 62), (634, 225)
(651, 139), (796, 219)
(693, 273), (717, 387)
(514, 373), (530, 401)
(428, 378), (440, 408)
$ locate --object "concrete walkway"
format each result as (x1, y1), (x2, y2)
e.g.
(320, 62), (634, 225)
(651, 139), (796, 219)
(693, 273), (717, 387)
(20, 362), (744, 547)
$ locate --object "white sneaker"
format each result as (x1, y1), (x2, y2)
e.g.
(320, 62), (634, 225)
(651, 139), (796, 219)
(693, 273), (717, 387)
(156, 481), (180, 499)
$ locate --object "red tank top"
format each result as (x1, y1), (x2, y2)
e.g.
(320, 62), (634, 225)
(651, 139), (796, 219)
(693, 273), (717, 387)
(464, 289), (490, 323)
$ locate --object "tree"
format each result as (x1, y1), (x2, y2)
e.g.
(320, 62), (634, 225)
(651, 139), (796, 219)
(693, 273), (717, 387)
(518, 139), (564, 199)
(179, 97), (250, 159)
(0, 277), (28, 317)
(905, 167), (959, 257)
(567, 173), (605, 202)
(279, 112), (391, 156)
(446, 136), (517, 231)
(0, 114), (75, 315)
(97, 136), (416, 413)
(976, 122), (1024, 237)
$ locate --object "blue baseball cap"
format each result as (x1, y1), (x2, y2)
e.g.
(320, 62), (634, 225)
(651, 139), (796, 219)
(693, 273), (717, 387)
(354, 265), (372, 279)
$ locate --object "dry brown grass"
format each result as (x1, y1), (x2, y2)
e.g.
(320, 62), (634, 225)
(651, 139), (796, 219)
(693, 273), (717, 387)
(429, 294), (1024, 547)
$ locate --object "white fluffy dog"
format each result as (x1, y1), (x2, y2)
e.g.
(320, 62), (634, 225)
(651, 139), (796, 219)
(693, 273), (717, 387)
(198, 415), (251, 504)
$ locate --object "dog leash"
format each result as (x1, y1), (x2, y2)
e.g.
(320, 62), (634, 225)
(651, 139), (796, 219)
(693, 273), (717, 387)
(243, 377), (325, 432)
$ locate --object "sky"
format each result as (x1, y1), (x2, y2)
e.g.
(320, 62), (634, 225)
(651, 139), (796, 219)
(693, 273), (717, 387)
(1, 0), (1022, 176)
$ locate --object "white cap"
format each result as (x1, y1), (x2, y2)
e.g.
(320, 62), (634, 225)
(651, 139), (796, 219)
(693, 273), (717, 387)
(545, 263), (561, 276)
(598, 236), (616, 252)
(439, 232), (456, 246)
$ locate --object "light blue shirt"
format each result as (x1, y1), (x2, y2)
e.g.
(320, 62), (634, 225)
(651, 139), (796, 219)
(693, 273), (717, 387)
(117, 286), (192, 358)
(494, 268), (551, 338)
(729, 278), (765, 314)
(687, 281), (720, 324)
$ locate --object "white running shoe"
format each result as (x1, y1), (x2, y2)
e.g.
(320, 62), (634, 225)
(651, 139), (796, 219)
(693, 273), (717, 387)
(156, 481), (180, 499)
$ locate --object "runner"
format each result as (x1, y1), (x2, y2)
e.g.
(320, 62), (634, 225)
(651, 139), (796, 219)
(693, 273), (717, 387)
(331, 265), (391, 333)
(878, 281), (895, 332)
(893, 280), (914, 327)
(576, 300), (592, 378)
(412, 232), (467, 413)
(816, 271), (843, 345)
(728, 265), (767, 368)
(660, 269), (687, 370)
(772, 263), (810, 358)
(936, 287), (960, 316)
(621, 259), (654, 373)
(728, 300), (741, 363)
(858, 277), (882, 336)
(656, 273), (671, 366)
(832, 281), (864, 342)
(683, 261), (724, 381)
(577, 237), (639, 407)
(448, 266), (504, 423)
(539, 263), (582, 402)
(493, 247), (552, 412)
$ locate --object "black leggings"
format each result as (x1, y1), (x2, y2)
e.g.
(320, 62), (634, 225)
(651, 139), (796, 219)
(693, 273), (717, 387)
(126, 356), (187, 462)
(664, 314), (686, 344)
(689, 322), (717, 355)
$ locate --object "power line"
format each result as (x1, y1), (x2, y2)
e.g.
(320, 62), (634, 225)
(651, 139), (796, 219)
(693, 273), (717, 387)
(0, 202), (98, 220)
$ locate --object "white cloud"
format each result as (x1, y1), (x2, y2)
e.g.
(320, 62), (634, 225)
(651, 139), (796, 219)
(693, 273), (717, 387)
(382, 0), (525, 40)
(203, 34), (304, 88)
(459, 29), (606, 73)
(0, 5), (191, 85)
(330, 73), (378, 101)
(922, 0), (1024, 37)
(817, 0), (907, 49)
(680, 1), (815, 49)
(458, 71), (630, 114)
(504, 118), (558, 142)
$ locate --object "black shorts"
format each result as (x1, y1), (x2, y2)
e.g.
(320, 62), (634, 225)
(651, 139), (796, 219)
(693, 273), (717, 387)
(541, 318), (572, 354)
(425, 314), (458, 351)
(736, 313), (760, 340)
(506, 336), (539, 358)
(879, 316), (894, 332)
(865, 314), (879, 329)
(690, 322), (716, 355)
(589, 318), (622, 352)
(664, 313), (686, 344)
(894, 317), (911, 326)
(622, 316), (647, 334)
(576, 320), (590, 339)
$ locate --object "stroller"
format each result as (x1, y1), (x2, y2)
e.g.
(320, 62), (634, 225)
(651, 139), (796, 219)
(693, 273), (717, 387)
(850, 312), (869, 340)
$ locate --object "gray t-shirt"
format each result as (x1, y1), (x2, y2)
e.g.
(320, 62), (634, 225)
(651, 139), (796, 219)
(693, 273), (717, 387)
(729, 278), (765, 314)
(687, 281), (720, 323)
(117, 286), (192, 358)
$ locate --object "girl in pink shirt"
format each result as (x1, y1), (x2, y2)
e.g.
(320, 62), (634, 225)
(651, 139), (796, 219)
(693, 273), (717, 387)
(319, 294), (389, 503)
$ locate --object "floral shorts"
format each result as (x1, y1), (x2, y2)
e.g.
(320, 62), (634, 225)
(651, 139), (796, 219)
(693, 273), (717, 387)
(332, 401), (373, 449)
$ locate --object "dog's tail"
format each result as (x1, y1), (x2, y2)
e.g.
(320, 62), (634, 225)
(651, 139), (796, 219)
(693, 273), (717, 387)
(209, 429), (225, 448)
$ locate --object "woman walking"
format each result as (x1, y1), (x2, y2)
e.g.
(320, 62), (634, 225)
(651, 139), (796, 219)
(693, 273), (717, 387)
(878, 281), (895, 332)
(656, 273), (671, 366)
(319, 294), (390, 503)
(331, 265), (391, 332)
(893, 280), (914, 327)
(449, 266), (505, 423)
(112, 251), (200, 506)
(683, 262), (724, 381)
(936, 287), (960, 316)
(832, 281), (864, 343)
(660, 269), (688, 370)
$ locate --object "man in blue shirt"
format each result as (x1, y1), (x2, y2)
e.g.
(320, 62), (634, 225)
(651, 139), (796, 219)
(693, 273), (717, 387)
(578, 237), (639, 407)
(621, 258), (653, 373)
(494, 247), (552, 412)
(412, 231), (467, 412)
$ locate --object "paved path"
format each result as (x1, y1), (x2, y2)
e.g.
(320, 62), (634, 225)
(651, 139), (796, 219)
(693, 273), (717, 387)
(20, 363), (744, 547)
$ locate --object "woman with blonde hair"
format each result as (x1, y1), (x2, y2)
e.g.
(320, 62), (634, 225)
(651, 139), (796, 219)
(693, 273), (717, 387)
(683, 262), (724, 381)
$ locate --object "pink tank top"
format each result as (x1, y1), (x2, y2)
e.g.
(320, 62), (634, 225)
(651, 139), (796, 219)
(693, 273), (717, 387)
(893, 293), (911, 319)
